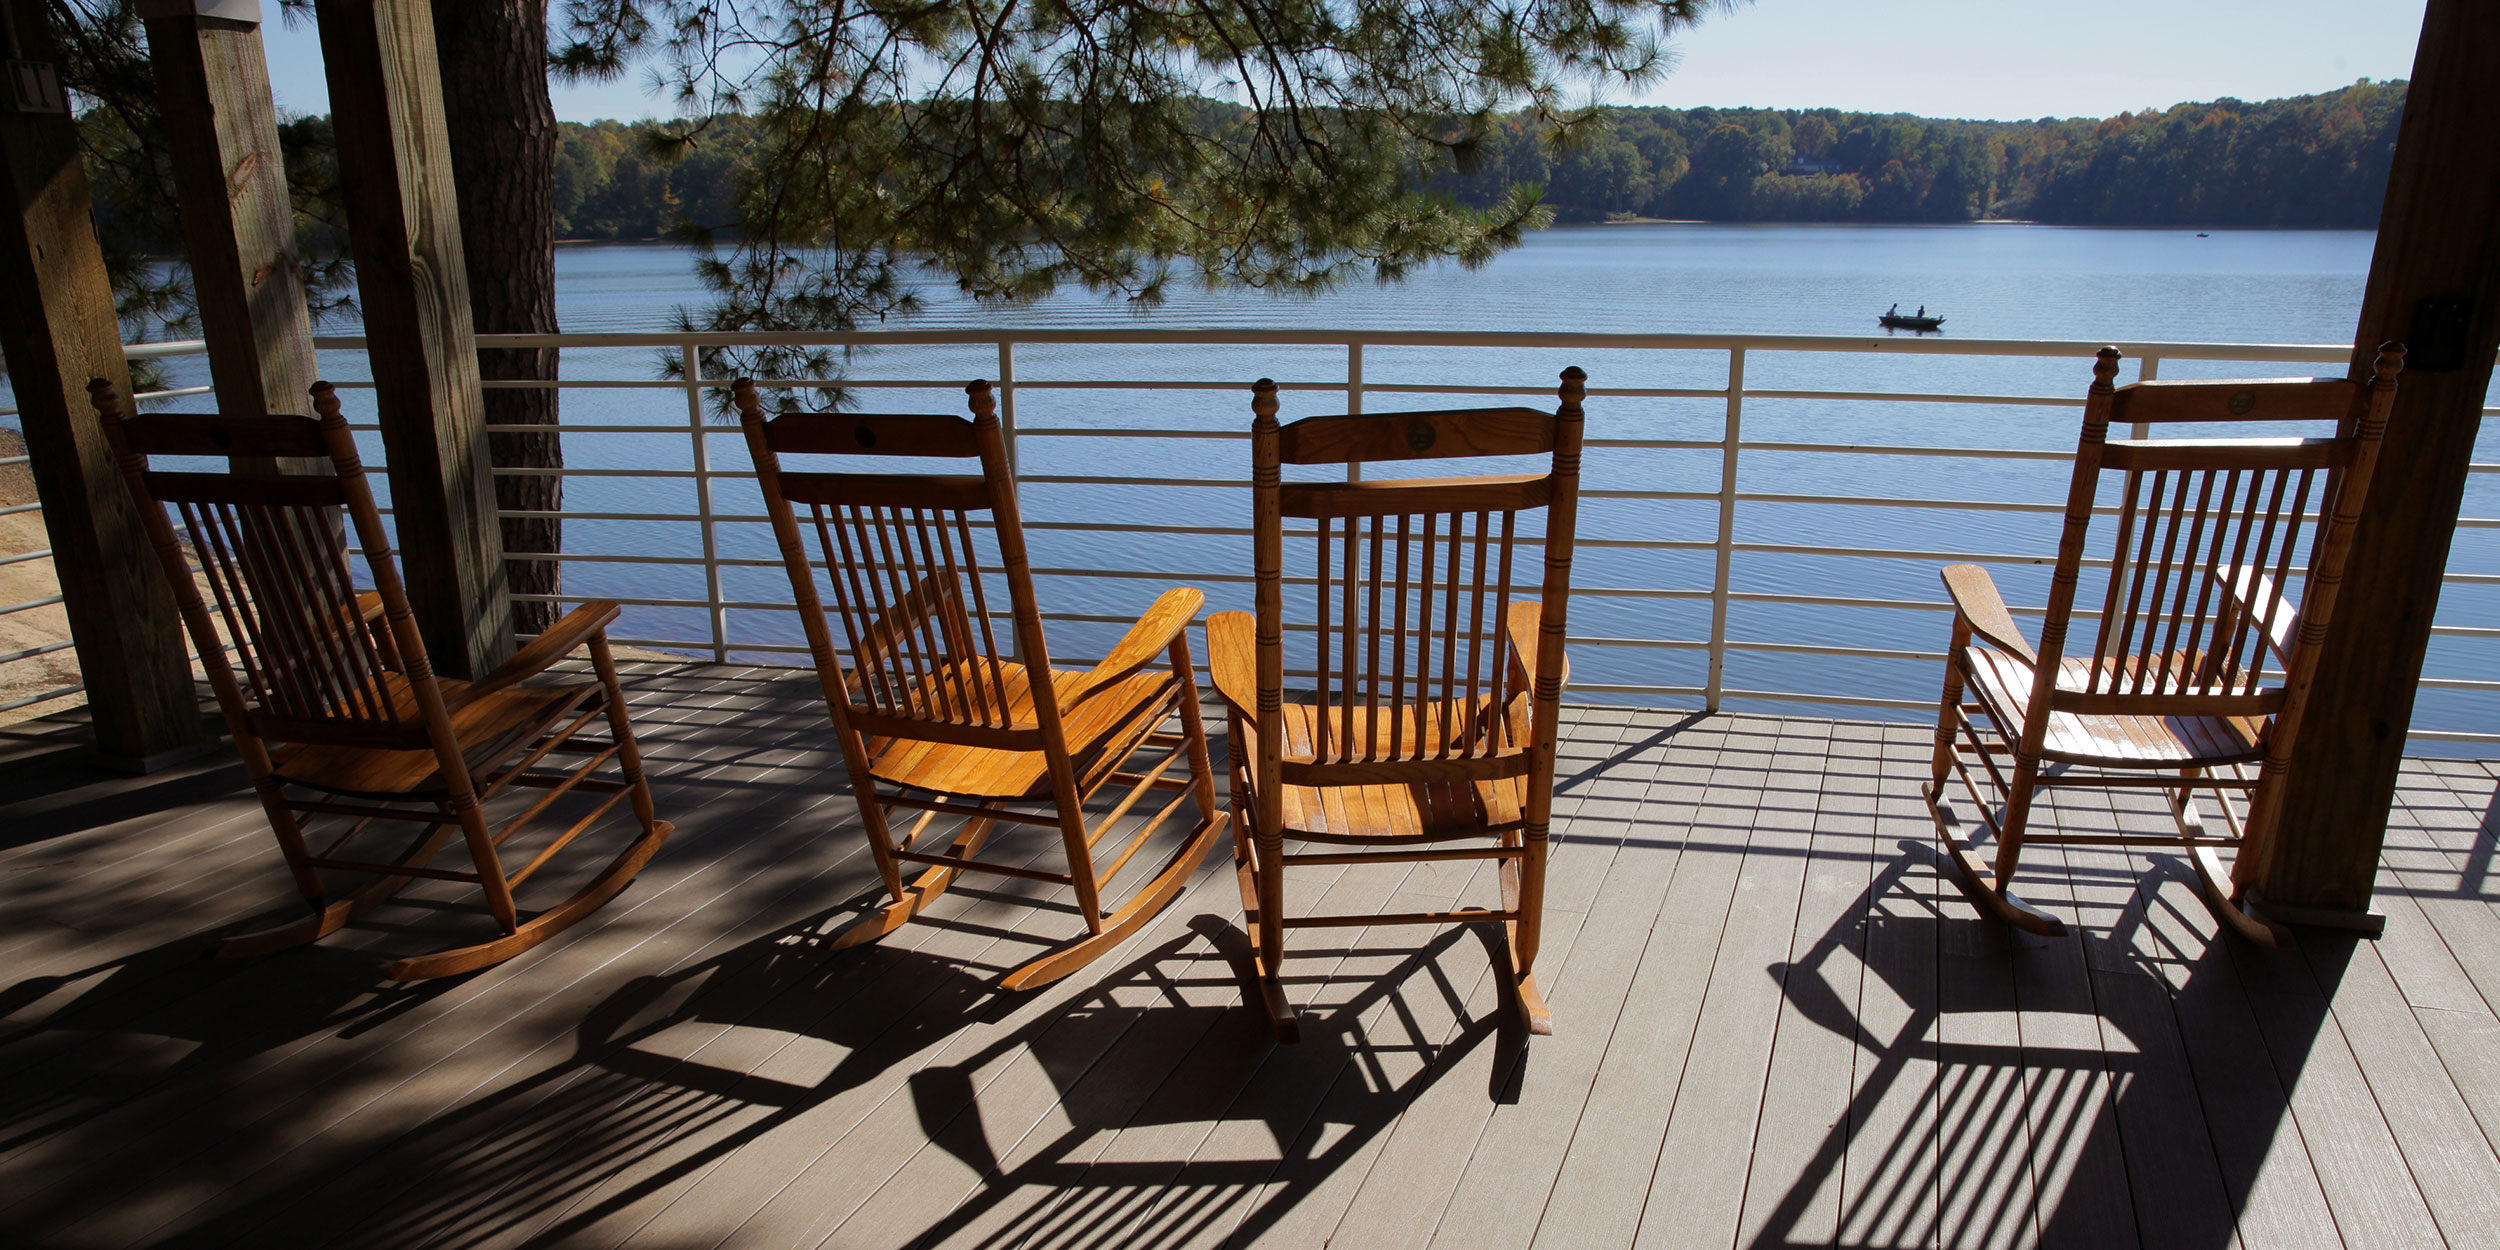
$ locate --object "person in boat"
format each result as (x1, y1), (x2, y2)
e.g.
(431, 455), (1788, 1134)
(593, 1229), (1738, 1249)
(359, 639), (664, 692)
(1888, 302), (1899, 316)
(1916, 305), (1925, 318)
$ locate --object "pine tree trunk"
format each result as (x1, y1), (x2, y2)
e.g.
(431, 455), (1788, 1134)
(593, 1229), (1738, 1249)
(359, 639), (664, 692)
(432, 0), (561, 636)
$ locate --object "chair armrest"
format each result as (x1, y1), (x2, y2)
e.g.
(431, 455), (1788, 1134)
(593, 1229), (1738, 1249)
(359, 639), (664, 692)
(1071, 587), (1205, 705)
(1203, 610), (1259, 718)
(1504, 599), (1568, 696)
(1940, 565), (2035, 662)
(459, 600), (621, 704)
(2216, 565), (2296, 666)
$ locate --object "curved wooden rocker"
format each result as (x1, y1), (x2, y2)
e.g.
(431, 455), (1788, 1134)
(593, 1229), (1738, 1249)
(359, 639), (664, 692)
(1925, 345), (2403, 946)
(735, 377), (1226, 992)
(96, 380), (672, 981)
(1206, 370), (1587, 1041)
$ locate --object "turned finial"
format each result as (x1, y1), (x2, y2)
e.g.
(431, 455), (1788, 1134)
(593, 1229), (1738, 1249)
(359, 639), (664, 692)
(85, 376), (123, 421)
(2371, 341), (2406, 387)
(731, 377), (765, 425)
(309, 378), (343, 422)
(965, 378), (996, 423)
(2091, 346), (2122, 390)
(1558, 365), (1586, 410)
(1250, 377), (1279, 425)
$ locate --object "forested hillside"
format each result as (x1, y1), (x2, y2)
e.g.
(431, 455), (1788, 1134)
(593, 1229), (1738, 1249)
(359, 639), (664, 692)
(530, 81), (2402, 239)
(1436, 80), (2403, 225)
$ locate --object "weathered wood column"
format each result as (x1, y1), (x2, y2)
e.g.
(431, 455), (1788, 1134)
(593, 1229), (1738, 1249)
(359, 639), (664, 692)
(2255, 0), (2500, 926)
(315, 0), (513, 678)
(0, 0), (204, 765)
(139, 0), (317, 425)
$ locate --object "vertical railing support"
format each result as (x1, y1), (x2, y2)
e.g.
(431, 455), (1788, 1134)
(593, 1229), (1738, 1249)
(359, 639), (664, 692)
(2132, 354), (2159, 439)
(1346, 341), (1365, 483)
(996, 339), (1019, 480)
(1705, 347), (1745, 712)
(684, 339), (726, 662)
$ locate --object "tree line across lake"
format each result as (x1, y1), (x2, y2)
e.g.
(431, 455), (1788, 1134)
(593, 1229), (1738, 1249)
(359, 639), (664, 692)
(519, 80), (2402, 241)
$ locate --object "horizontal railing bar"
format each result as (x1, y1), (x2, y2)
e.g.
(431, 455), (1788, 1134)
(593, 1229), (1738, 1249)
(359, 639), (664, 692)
(0, 502), (43, 518)
(2416, 677), (2500, 692)
(0, 682), (85, 713)
(1744, 387), (2072, 406)
(1739, 491), (2068, 514)
(329, 329), (2373, 362)
(1726, 639), (1942, 661)
(1730, 541), (2099, 565)
(1554, 682), (1710, 697)
(2430, 625), (2500, 639)
(0, 639), (76, 664)
(1721, 686), (1936, 710)
(0, 548), (55, 567)
(2408, 729), (2500, 744)
(1021, 475), (1235, 489)
(1741, 440), (2073, 461)
(3, 593), (67, 615)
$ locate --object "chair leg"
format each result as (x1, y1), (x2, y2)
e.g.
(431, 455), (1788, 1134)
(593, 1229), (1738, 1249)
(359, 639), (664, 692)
(1225, 712), (1296, 1042)
(255, 777), (329, 911)
(214, 810), (462, 960)
(827, 814), (998, 953)
(1933, 751), (2066, 937)
(591, 633), (665, 839)
(1504, 830), (1554, 1036)
(2170, 769), (2292, 947)
(1003, 665), (1232, 991)
(452, 791), (522, 935)
(1930, 644), (1968, 790)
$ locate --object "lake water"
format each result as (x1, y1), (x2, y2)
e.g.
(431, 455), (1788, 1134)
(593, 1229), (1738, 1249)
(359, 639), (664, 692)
(15, 223), (2496, 742)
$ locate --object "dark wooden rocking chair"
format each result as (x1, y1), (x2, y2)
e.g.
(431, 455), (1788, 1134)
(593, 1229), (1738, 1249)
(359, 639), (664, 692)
(94, 379), (672, 980)
(1206, 369), (1586, 1041)
(1926, 344), (2401, 945)
(734, 377), (1228, 991)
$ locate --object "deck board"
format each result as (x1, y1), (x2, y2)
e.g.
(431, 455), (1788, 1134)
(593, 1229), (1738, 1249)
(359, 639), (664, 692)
(0, 663), (2494, 1250)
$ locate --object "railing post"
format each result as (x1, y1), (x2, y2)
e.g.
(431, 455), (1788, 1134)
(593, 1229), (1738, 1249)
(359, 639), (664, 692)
(2133, 354), (2158, 439)
(997, 339), (1019, 480)
(1705, 346), (1745, 712)
(684, 339), (727, 662)
(1346, 341), (1365, 483)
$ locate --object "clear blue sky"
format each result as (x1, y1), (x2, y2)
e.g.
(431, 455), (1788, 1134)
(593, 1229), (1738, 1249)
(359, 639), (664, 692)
(254, 0), (2429, 125)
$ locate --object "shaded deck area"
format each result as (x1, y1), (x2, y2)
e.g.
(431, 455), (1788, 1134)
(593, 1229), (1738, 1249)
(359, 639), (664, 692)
(2, 662), (2497, 1249)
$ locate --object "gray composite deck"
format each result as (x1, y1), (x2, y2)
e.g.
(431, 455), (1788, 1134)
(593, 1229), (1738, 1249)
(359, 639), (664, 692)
(1, 661), (2496, 1249)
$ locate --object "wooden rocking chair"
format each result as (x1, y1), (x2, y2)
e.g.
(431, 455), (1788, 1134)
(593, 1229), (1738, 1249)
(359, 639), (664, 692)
(1206, 369), (1586, 1041)
(94, 379), (672, 980)
(734, 377), (1228, 991)
(1926, 344), (2401, 945)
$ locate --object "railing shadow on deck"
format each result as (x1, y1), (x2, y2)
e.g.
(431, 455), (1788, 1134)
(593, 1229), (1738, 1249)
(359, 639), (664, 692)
(1748, 840), (2345, 1250)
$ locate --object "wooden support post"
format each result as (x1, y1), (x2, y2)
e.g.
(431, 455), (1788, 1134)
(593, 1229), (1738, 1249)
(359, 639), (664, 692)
(0, 0), (205, 766)
(2255, 0), (2500, 926)
(314, 0), (512, 678)
(139, 0), (317, 428)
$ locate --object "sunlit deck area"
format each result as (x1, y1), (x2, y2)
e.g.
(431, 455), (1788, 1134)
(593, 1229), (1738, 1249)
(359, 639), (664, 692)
(3, 662), (2495, 1249)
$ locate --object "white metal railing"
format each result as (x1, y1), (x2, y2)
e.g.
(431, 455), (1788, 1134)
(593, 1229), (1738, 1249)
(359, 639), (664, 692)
(5, 329), (2495, 745)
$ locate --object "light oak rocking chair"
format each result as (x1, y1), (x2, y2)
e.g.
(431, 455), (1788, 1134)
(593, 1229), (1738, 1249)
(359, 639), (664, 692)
(96, 379), (672, 980)
(1207, 369), (1585, 1041)
(735, 377), (1228, 990)
(1926, 345), (2401, 946)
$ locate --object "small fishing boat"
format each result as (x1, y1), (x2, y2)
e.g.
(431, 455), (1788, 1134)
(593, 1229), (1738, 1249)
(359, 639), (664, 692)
(1879, 310), (1945, 331)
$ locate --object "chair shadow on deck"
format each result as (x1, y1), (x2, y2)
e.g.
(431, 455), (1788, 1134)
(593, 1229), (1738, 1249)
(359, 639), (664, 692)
(1746, 838), (2351, 1250)
(125, 884), (1509, 1249)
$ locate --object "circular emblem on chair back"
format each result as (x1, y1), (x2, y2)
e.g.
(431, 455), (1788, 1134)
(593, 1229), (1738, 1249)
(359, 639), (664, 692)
(1405, 422), (1437, 452)
(2228, 389), (2257, 415)
(854, 424), (878, 448)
